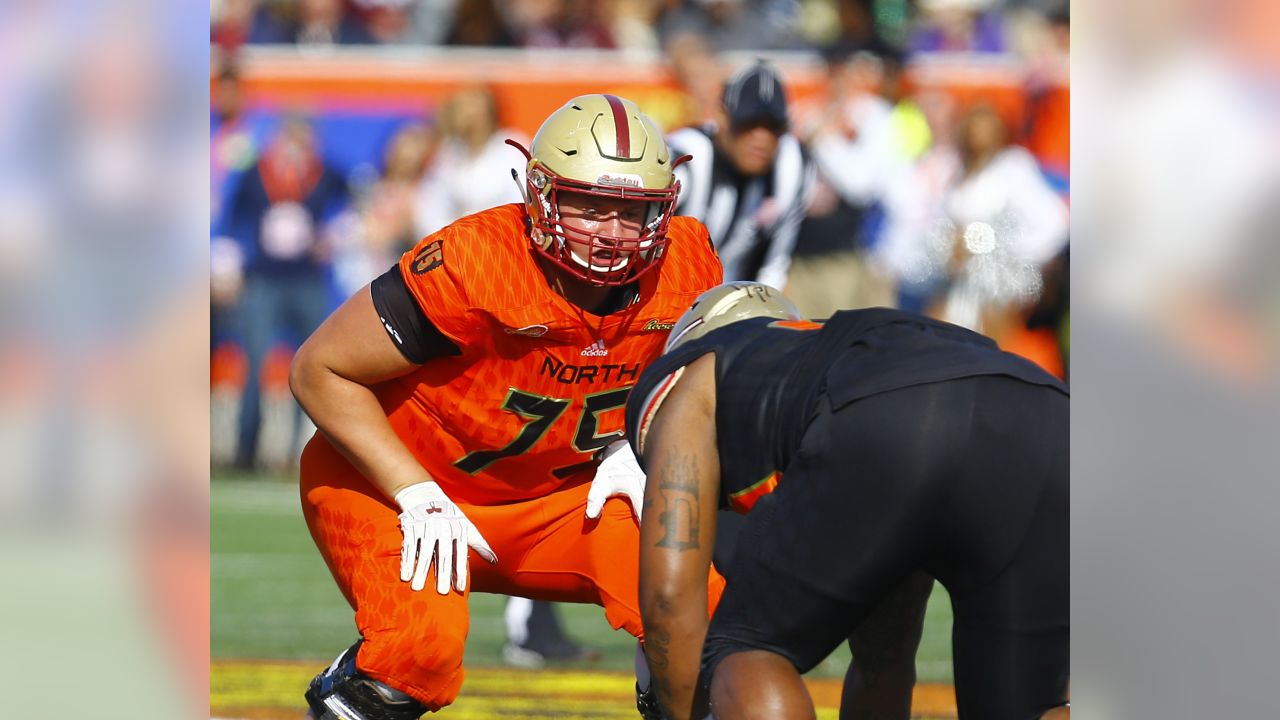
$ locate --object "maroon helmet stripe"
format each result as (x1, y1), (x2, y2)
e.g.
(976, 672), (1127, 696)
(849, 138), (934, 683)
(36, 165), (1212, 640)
(603, 94), (631, 157)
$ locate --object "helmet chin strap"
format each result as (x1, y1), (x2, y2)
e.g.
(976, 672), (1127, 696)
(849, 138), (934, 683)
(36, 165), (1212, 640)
(510, 168), (530, 204)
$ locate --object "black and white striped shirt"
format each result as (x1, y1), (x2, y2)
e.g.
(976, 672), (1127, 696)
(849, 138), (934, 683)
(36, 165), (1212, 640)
(668, 125), (815, 290)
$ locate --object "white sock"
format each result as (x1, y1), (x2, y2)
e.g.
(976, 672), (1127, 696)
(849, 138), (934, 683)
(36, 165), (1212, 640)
(635, 641), (651, 691)
(504, 596), (533, 646)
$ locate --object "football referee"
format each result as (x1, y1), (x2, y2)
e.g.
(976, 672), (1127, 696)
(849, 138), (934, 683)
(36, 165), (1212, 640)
(667, 59), (816, 290)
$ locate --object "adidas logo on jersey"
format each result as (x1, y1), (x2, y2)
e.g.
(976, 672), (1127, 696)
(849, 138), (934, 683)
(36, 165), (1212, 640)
(580, 339), (609, 357)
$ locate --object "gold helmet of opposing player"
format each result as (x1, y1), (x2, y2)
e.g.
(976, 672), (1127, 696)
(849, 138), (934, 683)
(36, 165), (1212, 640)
(665, 282), (803, 351)
(516, 94), (686, 287)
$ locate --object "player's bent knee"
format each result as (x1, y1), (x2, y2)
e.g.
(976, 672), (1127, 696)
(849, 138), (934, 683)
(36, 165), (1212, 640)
(710, 650), (816, 720)
(305, 641), (429, 720)
(364, 625), (468, 708)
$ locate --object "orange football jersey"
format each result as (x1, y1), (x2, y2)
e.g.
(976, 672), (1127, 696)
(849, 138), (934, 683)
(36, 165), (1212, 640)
(382, 203), (721, 505)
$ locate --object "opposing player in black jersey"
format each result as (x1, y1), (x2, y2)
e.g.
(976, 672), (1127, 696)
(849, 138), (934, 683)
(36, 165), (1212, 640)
(628, 282), (1069, 720)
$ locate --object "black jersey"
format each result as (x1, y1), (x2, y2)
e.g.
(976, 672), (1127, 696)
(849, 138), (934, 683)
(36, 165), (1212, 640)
(625, 308), (1067, 512)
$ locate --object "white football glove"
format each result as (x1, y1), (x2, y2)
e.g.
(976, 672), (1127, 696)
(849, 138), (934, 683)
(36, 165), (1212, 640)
(396, 481), (497, 594)
(586, 439), (647, 522)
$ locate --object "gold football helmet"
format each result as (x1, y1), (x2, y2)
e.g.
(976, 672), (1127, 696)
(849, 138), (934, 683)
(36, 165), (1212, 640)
(665, 282), (803, 351)
(511, 94), (686, 286)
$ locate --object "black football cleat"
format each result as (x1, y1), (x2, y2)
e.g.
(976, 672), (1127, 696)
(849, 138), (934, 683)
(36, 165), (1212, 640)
(636, 681), (663, 719)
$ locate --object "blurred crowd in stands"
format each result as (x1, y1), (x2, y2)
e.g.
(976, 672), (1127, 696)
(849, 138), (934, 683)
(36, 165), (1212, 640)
(210, 0), (1070, 473)
(211, 0), (1068, 59)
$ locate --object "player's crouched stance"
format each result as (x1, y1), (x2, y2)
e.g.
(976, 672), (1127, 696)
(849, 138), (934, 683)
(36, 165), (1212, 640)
(292, 94), (726, 720)
(630, 283), (1070, 720)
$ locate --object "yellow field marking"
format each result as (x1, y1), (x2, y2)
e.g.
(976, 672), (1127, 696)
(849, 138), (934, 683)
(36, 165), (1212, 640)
(212, 660), (956, 719)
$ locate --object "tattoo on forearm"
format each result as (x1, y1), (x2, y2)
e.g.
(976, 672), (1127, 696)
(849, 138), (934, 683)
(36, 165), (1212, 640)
(647, 630), (677, 714)
(657, 451), (700, 551)
(646, 628), (671, 670)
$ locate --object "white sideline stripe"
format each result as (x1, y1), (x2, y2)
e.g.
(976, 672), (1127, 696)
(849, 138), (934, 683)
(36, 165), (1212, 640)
(212, 553), (311, 576)
(214, 487), (303, 515)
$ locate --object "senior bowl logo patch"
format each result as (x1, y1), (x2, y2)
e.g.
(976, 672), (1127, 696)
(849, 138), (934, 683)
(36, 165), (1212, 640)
(411, 239), (444, 275)
(642, 319), (676, 332)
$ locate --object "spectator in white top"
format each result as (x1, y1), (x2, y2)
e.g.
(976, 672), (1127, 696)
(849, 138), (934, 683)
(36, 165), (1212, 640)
(330, 122), (436, 298)
(413, 84), (529, 237)
(789, 47), (924, 318)
(883, 102), (1068, 333)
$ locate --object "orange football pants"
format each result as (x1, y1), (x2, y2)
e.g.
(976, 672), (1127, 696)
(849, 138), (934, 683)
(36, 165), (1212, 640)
(300, 436), (726, 710)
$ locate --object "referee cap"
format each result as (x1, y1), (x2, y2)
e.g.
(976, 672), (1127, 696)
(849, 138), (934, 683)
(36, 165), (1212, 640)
(722, 60), (789, 132)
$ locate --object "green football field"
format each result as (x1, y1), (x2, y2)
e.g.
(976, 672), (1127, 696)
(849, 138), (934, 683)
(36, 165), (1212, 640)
(212, 473), (957, 716)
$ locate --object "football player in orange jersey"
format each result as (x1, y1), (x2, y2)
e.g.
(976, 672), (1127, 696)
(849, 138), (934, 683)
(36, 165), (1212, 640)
(289, 94), (726, 719)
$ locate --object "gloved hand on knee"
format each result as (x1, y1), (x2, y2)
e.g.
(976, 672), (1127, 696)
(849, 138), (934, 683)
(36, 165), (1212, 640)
(396, 481), (497, 594)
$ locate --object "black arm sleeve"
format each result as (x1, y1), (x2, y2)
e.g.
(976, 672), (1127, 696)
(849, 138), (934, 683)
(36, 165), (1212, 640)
(369, 265), (461, 364)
